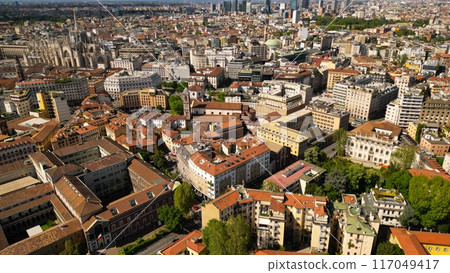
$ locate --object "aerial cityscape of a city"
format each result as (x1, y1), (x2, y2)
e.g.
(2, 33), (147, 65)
(0, 0), (449, 265)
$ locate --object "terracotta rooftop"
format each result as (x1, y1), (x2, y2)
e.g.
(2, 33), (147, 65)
(390, 227), (450, 255)
(128, 158), (170, 186)
(160, 230), (206, 255)
(54, 175), (102, 220)
(0, 219), (83, 255)
(0, 136), (35, 150)
(349, 121), (402, 141)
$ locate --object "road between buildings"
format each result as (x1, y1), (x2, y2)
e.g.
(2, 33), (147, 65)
(137, 232), (185, 255)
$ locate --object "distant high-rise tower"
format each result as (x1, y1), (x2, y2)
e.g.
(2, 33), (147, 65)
(344, 0), (351, 9)
(265, 0), (271, 13)
(301, 0), (309, 9)
(246, 0), (252, 14)
(241, 0), (247, 12)
(232, 0), (238, 12)
(290, 0), (298, 10)
(331, 0), (338, 13)
(318, 0), (324, 8)
(223, 1), (232, 12)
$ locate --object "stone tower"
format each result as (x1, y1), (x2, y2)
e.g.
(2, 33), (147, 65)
(182, 88), (191, 120)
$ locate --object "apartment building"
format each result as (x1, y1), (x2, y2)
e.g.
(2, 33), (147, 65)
(9, 89), (32, 116)
(0, 137), (37, 166)
(119, 88), (168, 109)
(181, 137), (270, 199)
(53, 141), (134, 203)
(111, 55), (143, 71)
(248, 40), (268, 59)
(420, 135), (450, 157)
(256, 81), (313, 117)
(256, 110), (312, 157)
(0, 160), (36, 185)
(389, 227), (450, 255)
(104, 71), (162, 100)
(362, 188), (406, 227)
(307, 100), (350, 131)
(201, 187), (331, 253)
(333, 75), (399, 121)
(327, 69), (359, 89)
(36, 91), (71, 123)
(385, 90), (424, 128)
(142, 62), (190, 81)
(264, 160), (325, 194)
(31, 120), (59, 151)
(346, 121), (402, 166)
(443, 153), (450, 174)
(82, 181), (173, 252)
(50, 129), (81, 150)
(419, 99), (450, 128)
(0, 218), (85, 255)
(333, 199), (380, 255)
(15, 77), (90, 106)
(394, 74), (415, 94)
(76, 125), (100, 143)
(227, 58), (252, 80)
(127, 158), (171, 192)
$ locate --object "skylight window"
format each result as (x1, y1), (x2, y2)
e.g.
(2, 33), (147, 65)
(129, 199), (138, 207)
(110, 207), (119, 215)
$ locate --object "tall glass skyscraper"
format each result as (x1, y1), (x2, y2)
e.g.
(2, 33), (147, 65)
(265, 0), (271, 13)
(232, 0), (238, 12)
(301, 0), (309, 9)
(290, 0), (297, 10)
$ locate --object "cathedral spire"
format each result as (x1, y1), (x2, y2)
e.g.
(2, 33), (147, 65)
(73, 8), (78, 32)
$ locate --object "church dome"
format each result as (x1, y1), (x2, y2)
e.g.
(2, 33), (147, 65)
(265, 39), (281, 48)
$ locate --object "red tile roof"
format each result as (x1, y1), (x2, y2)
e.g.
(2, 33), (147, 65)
(160, 230), (206, 255)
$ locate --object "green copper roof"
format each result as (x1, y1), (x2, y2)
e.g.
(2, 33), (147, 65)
(265, 39), (281, 47)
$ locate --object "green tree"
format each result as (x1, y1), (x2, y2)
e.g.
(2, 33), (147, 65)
(304, 146), (328, 166)
(376, 241), (404, 255)
(333, 129), (348, 156)
(319, 183), (342, 201)
(346, 164), (366, 193)
(168, 95), (184, 115)
(216, 92), (226, 102)
(156, 105), (163, 111)
(261, 180), (282, 192)
(399, 54), (408, 66)
(324, 169), (347, 193)
(174, 182), (195, 215)
(202, 216), (251, 255)
(202, 219), (229, 255)
(225, 215), (252, 255)
(399, 205), (420, 228)
(150, 150), (166, 170)
(409, 175), (450, 229)
(365, 169), (384, 192)
(384, 170), (411, 198)
(157, 205), (183, 232)
(390, 145), (416, 171)
(59, 240), (83, 255)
